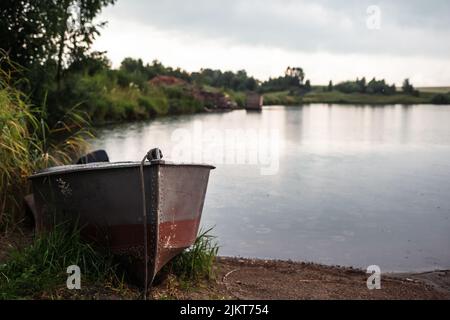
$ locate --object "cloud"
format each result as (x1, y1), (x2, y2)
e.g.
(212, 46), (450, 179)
(101, 0), (450, 57)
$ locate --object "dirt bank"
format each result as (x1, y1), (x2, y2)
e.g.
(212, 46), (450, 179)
(1, 232), (449, 300)
(151, 257), (450, 300)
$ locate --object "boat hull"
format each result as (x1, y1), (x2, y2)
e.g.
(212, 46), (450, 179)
(29, 161), (214, 285)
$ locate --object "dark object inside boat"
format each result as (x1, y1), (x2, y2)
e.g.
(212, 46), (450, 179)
(76, 149), (109, 164)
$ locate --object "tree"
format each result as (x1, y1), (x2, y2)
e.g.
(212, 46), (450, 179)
(402, 78), (418, 96)
(1, 1), (54, 70)
(431, 93), (450, 104)
(327, 80), (333, 92)
(285, 66), (305, 85)
(333, 77), (396, 95)
(54, 0), (117, 89)
(66, 51), (110, 75)
(0, 0), (116, 105)
(120, 58), (145, 74)
(358, 77), (367, 93)
(245, 77), (258, 91)
(304, 80), (311, 91)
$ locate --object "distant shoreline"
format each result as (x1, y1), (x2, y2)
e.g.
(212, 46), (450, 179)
(263, 90), (449, 106)
(90, 98), (449, 129)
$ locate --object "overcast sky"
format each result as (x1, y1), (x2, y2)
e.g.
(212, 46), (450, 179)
(93, 0), (450, 86)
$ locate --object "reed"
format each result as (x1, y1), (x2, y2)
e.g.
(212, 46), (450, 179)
(0, 50), (92, 232)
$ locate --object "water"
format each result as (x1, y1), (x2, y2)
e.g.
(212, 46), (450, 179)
(91, 104), (450, 272)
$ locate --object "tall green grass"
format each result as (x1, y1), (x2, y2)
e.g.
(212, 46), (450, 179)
(0, 50), (92, 232)
(168, 228), (219, 282)
(225, 90), (246, 107)
(0, 222), (118, 299)
(65, 70), (206, 124)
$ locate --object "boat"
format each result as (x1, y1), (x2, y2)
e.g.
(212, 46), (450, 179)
(245, 92), (263, 110)
(26, 148), (215, 287)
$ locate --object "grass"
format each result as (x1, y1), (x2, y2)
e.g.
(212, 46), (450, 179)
(166, 227), (219, 283)
(0, 226), (219, 299)
(225, 89), (246, 108)
(263, 90), (303, 105)
(262, 89), (441, 105)
(0, 223), (119, 299)
(0, 71), (35, 230)
(302, 90), (434, 104)
(68, 71), (208, 124)
(418, 87), (450, 94)
(0, 51), (92, 232)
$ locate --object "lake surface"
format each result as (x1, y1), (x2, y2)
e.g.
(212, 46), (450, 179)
(91, 104), (450, 272)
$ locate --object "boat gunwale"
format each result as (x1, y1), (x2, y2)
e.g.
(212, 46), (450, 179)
(29, 161), (215, 179)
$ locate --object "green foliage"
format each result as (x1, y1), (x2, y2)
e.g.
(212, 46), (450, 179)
(263, 91), (303, 105)
(262, 88), (434, 106)
(225, 90), (246, 107)
(302, 90), (429, 104)
(0, 61), (35, 230)
(334, 77), (396, 95)
(116, 58), (191, 89)
(327, 80), (334, 92)
(402, 78), (419, 96)
(334, 81), (361, 94)
(0, 52), (92, 231)
(418, 87), (450, 94)
(168, 228), (219, 282)
(285, 67), (305, 84)
(431, 93), (450, 104)
(0, 223), (118, 299)
(0, 0), (116, 121)
(259, 67), (310, 93)
(191, 68), (257, 91)
(304, 80), (312, 92)
(52, 56), (209, 123)
(0, 0), (115, 69)
(167, 97), (203, 114)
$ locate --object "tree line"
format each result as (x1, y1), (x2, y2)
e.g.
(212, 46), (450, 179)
(326, 77), (419, 96)
(117, 58), (259, 92)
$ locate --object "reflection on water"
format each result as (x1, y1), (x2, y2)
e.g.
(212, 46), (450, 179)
(91, 104), (450, 272)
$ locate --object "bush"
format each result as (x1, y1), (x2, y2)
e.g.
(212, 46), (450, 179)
(431, 94), (450, 105)
(334, 81), (361, 94)
(225, 90), (245, 107)
(333, 78), (396, 95)
(168, 97), (203, 114)
(137, 94), (169, 117)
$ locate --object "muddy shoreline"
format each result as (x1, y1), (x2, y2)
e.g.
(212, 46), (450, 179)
(150, 257), (450, 300)
(1, 232), (449, 300)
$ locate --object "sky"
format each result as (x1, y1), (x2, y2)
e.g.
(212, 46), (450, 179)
(93, 0), (450, 86)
